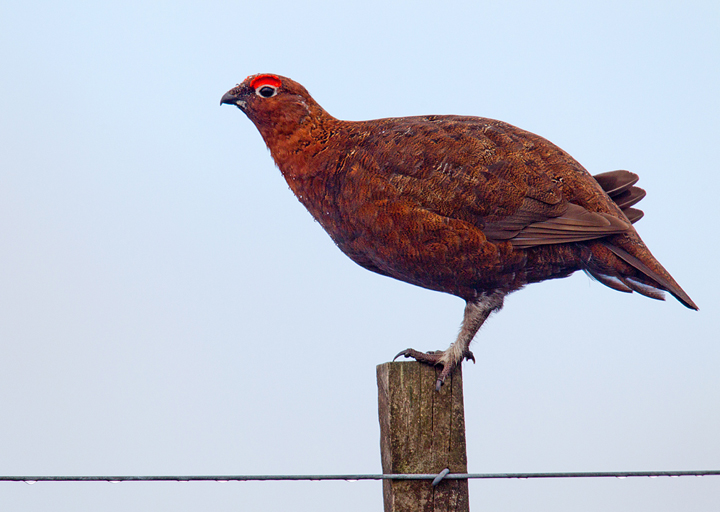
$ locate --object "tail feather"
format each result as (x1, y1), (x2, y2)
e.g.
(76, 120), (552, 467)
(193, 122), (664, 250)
(611, 187), (646, 210)
(593, 170), (646, 224)
(585, 259), (665, 301)
(588, 170), (697, 310)
(623, 207), (644, 224)
(623, 276), (666, 301)
(585, 268), (633, 293)
(603, 242), (698, 310)
(593, 170), (639, 195)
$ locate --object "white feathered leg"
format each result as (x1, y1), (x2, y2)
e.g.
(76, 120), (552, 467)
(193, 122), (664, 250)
(395, 291), (506, 390)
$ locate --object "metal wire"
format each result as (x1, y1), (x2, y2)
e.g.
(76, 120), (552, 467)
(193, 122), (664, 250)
(2, 470), (719, 482)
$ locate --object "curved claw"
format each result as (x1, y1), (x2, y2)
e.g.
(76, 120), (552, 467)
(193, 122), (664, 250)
(393, 348), (443, 366)
(435, 366), (453, 390)
(435, 350), (475, 390)
(393, 349), (411, 361)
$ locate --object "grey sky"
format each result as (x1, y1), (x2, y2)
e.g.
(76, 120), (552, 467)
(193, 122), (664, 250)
(1, 1), (718, 510)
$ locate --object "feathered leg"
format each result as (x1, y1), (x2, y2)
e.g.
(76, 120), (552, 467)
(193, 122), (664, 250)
(395, 291), (505, 390)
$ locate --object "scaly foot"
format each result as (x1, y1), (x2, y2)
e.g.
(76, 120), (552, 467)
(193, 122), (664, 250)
(393, 348), (475, 391)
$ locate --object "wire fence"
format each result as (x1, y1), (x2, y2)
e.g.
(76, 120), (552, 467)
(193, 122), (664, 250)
(3, 469), (719, 483)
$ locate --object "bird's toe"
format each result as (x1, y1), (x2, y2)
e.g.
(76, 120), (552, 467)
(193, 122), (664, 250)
(393, 348), (444, 365)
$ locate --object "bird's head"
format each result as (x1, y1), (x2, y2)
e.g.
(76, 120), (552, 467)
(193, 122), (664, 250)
(221, 74), (327, 137)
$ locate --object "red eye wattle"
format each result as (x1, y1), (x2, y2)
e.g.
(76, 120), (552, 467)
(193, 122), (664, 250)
(250, 74), (282, 90)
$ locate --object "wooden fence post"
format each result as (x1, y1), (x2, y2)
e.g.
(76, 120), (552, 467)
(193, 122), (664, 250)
(377, 361), (470, 512)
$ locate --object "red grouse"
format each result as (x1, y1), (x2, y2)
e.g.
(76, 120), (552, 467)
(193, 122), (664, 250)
(221, 74), (697, 390)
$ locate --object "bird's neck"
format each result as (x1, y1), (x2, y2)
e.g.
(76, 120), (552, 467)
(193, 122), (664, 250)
(261, 109), (341, 182)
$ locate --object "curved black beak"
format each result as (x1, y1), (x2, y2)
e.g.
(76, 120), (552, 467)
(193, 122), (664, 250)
(220, 91), (240, 106)
(220, 85), (249, 111)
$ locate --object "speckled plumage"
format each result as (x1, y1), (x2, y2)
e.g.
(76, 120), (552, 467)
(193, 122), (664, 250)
(221, 74), (696, 389)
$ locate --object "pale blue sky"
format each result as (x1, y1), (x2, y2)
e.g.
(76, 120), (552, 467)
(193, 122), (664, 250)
(1, 1), (718, 510)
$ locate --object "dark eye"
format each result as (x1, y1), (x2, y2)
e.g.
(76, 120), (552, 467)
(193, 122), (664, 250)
(257, 85), (277, 98)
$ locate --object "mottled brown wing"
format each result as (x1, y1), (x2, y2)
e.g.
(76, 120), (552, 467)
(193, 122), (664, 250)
(367, 116), (632, 248)
(500, 203), (631, 248)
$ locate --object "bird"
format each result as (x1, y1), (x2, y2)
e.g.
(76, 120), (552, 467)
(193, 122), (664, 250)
(221, 73), (697, 390)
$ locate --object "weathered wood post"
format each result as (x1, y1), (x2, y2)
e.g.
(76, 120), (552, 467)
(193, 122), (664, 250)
(377, 361), (470, 512)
